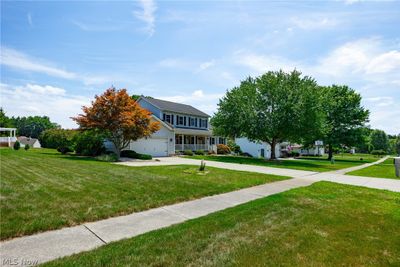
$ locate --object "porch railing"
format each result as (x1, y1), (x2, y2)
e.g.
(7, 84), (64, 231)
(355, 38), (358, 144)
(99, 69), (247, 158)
(175, 144), (209, 151)
(0, 137), (17, 142)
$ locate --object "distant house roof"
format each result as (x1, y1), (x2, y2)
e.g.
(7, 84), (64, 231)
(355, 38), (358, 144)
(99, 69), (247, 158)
(141, 97), (210, 117)
(17, 136), (40, 146)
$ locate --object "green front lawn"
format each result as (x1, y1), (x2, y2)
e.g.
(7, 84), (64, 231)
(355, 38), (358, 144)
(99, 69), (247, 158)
(46, 182), (400, 267)
(347, 158), (399, 179)
(188, 153), (379, 172)
(0, 148), (288, 240)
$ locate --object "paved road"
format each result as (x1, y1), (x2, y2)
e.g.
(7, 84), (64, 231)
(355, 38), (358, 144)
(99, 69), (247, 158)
(1, 156), (398, 266)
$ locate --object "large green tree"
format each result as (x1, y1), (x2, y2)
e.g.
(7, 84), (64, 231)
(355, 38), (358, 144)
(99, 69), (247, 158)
(369, 129), (389, 152)
(212, 70), (324, 159)
(0, 108), (14, 128)
(395, 135), (400, 156)
(11, 116), (59, 138)
(321, 85), (369, 160)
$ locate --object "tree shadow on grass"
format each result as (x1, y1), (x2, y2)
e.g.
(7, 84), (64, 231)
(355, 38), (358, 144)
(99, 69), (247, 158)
(298, 157), (375, 164)
(36, 151), (99, 162)
(204, 156), (325, 168)
(58, 154), (99, 162)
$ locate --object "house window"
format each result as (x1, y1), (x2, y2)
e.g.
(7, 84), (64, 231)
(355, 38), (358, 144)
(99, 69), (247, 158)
(177, 115), (184, 125)
(219, 137), (225, 144)
(210, 137), (215, 145)
(199, 119), (208, 128)
(164, 114), (173, 124)
(189, 117), (196, 127)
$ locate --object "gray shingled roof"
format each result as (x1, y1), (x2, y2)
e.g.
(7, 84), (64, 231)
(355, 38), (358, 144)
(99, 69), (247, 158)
(17, 136), (39, 146)
(143, 97), (210, 117)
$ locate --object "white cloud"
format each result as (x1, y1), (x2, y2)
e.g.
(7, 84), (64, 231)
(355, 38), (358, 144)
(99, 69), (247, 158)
(1, 47), (77, 79)
(1, 47), (112, 86)
(133, 0), (157, 37)
(365, 50), (400, 74)
(198, 60), (216, 71)
(27, 13), (33, 26)
(159, 58), (188, 68)
(159, 58), (216, 73)
(0, 83), (90, 129)
(365, 96), (394, 107)
(234, 50), (300, 73)
(23, 84), (66, 96)
(291, 17), (338, 30)
(71, 20), (122, 32)
(235, 38), (400, 81)
(159, 90), (223, 116)
(343, 0), (363, 5)
(316, 38), (400, 83)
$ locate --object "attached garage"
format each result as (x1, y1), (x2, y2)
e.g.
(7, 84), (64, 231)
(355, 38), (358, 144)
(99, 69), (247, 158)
(129, 138), (169, 157)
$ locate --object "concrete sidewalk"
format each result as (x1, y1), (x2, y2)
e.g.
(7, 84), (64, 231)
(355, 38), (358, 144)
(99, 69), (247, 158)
(0, 178), (314, 266)
(302, 173), (400, 192)
(333, 155), (389, 174)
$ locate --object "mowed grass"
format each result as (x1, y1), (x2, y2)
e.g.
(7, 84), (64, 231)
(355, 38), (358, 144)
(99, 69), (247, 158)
(188, 153), (379, 172)
(0, 148), (288, 240)
(348, 158), (399, 179)
(45, 182), (400, 267)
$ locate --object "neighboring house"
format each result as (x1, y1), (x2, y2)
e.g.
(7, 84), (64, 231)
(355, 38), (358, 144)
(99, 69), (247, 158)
(17, 136), (41, 148)
(235, 138), (281, 159)
(236, 139), (325, 159)
(280, 143), (325, 156)
(120, 97), (226, 157)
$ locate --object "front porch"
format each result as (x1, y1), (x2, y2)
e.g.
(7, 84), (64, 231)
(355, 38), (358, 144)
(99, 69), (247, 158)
(0, 128), (17, 147)
(174, 134), (226, 153)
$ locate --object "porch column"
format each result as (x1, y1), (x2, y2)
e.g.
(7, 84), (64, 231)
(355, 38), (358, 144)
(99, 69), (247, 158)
(181, 135), (184, 151)
(194, 136), (197, 151)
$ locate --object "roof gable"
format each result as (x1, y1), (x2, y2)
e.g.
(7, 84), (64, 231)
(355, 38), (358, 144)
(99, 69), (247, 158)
(17, 136), (39, 146)
(140, 97), (210, 117)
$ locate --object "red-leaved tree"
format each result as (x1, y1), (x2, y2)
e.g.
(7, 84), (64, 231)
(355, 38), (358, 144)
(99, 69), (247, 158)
(72, 87), (160, 158)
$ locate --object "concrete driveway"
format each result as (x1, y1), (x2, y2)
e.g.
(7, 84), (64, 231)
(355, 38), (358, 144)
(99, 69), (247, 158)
(116, 156), (400, 192)
(116, 156), (318, 178)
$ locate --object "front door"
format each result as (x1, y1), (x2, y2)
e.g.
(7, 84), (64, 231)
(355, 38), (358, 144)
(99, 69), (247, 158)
(260, 148), (265, 158)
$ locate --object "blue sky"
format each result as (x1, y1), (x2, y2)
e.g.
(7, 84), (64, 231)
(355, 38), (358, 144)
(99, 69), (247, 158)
(1, 0), (399, 134)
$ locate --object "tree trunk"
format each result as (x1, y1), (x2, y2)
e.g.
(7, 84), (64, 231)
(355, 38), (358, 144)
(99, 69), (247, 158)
(115, 146), (121, 160)
(327, 143), (333, 160)
(270, 140), (277, 160)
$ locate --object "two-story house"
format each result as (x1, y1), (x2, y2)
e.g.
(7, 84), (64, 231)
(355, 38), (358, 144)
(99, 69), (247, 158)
(124, 97), (226, 157)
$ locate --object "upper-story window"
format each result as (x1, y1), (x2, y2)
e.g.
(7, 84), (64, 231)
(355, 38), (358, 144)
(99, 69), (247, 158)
(177, 115), (185, 126)
(163, 114), (173, 124)
(199, 119), (208, 128)
(189, 117), (196, 127)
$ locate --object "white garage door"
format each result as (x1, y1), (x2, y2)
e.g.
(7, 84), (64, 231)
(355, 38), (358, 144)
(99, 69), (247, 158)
(130, 138), (168, 157)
